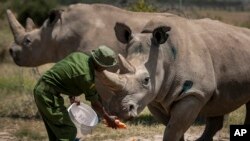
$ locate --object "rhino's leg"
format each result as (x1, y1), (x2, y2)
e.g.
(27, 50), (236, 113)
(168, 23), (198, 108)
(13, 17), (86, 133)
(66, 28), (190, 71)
(163, 95), (204, 141)
(244, 102), (250, 124)
(148, 102), (170, 125)
(148, 103), (185, 141)
(196, 116), (224, 141)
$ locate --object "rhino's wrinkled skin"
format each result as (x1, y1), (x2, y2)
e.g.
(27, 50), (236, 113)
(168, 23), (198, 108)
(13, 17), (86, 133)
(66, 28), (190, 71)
(100, 17), (250, 141)
(7, 3), (173, 67)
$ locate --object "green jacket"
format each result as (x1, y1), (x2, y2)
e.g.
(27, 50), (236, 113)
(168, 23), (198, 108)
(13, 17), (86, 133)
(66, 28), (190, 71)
(42, 52), (98, 101)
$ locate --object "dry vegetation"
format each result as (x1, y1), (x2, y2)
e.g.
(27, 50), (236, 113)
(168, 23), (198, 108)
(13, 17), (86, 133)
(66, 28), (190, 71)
(0, 5), (250, 141)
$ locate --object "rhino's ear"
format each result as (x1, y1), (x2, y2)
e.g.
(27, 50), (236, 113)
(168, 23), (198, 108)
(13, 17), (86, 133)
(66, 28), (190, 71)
(48, 9), (62, 26)
(152, 26), (171, 44)
(114, 22), (132, 44)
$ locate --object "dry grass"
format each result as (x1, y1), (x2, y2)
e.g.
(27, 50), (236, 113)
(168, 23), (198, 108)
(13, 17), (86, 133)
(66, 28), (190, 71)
(0, 63), (43, 118)
(225, 106), (245, 126)
(0, 109), (165, 141)
(0, 118), (47, 141)
(84, 109), (165, 141)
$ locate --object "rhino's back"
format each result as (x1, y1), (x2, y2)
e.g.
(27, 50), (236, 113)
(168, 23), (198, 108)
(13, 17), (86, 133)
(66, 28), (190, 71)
(64, 3), (174, 30)
(60, 3), (174, 54)
(195, 19), (250, 83)
(194, 19), (250, 116)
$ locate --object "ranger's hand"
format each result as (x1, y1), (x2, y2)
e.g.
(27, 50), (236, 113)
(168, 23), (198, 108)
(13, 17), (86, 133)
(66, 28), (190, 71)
(90, 99), (124, 129)
(103, 115), (118, 129)
(69, 96), (80, 105)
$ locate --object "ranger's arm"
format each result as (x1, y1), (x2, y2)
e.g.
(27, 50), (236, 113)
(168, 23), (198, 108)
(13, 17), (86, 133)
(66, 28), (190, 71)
(91, 99), (118, 129)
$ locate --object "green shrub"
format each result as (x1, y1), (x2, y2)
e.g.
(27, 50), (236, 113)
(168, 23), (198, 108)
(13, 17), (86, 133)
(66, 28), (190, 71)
(128, 0), (158, 12)
(18, 0), (58, 26)
(3, 0), (58, 26)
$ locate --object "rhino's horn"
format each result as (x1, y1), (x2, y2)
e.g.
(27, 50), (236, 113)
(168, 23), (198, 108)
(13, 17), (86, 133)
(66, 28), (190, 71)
(6, 9), (25, 43)
(101, 70), (126, 91)
(118, 54), (135, 74)
(25, 17), (36, 32)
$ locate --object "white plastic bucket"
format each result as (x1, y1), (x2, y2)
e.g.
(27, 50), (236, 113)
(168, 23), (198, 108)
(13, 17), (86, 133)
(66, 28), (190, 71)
(68, 103), (99, 136)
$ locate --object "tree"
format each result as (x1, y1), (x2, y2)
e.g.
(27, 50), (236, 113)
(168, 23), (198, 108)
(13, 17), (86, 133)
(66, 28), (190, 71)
(12, 0), (58, 26)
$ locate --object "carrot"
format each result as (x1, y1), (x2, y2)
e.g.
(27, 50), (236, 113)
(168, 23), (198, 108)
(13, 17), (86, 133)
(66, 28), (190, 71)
(103, 119), (127, 129)
(115, 119), (127, 129)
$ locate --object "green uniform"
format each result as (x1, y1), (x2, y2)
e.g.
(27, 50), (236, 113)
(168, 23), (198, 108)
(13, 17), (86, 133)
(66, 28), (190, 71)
(34, 52), (99, 141)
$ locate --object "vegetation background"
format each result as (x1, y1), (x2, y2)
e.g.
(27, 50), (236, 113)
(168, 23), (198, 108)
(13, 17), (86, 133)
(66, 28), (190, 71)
(0, 0), (249, 140)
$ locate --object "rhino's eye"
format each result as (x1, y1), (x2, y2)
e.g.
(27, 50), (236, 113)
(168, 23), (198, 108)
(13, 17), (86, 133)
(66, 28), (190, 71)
(142, 77), (150, 86)
(23, 37), (31, 47)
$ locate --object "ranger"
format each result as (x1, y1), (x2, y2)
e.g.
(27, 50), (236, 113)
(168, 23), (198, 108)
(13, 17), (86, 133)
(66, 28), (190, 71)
(33, 45), (118, 141)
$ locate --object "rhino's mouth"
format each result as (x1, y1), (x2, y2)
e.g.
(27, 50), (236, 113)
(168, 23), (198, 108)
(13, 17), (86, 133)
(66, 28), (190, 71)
(116, 104), (139, 120)
(110, 106), (137, 121)
(9, 50), (21, 65)
(119, 112), (137, 121)
(128, 110), (138, 118)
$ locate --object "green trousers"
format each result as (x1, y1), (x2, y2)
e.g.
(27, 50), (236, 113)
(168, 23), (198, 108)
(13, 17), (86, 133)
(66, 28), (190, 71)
(33, 79), (77, 141)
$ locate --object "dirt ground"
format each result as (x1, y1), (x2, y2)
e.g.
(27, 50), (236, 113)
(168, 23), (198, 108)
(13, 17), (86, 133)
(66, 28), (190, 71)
(0, 132), (16, 141)
(0, 126), (229, 141)
(99, 126), (229, 141)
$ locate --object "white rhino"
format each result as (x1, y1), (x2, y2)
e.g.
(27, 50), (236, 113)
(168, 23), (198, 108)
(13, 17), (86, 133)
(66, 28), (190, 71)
(6, 3), (173, 67)
(6, 3), (174, 107)
(99, 16), (250, 141)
